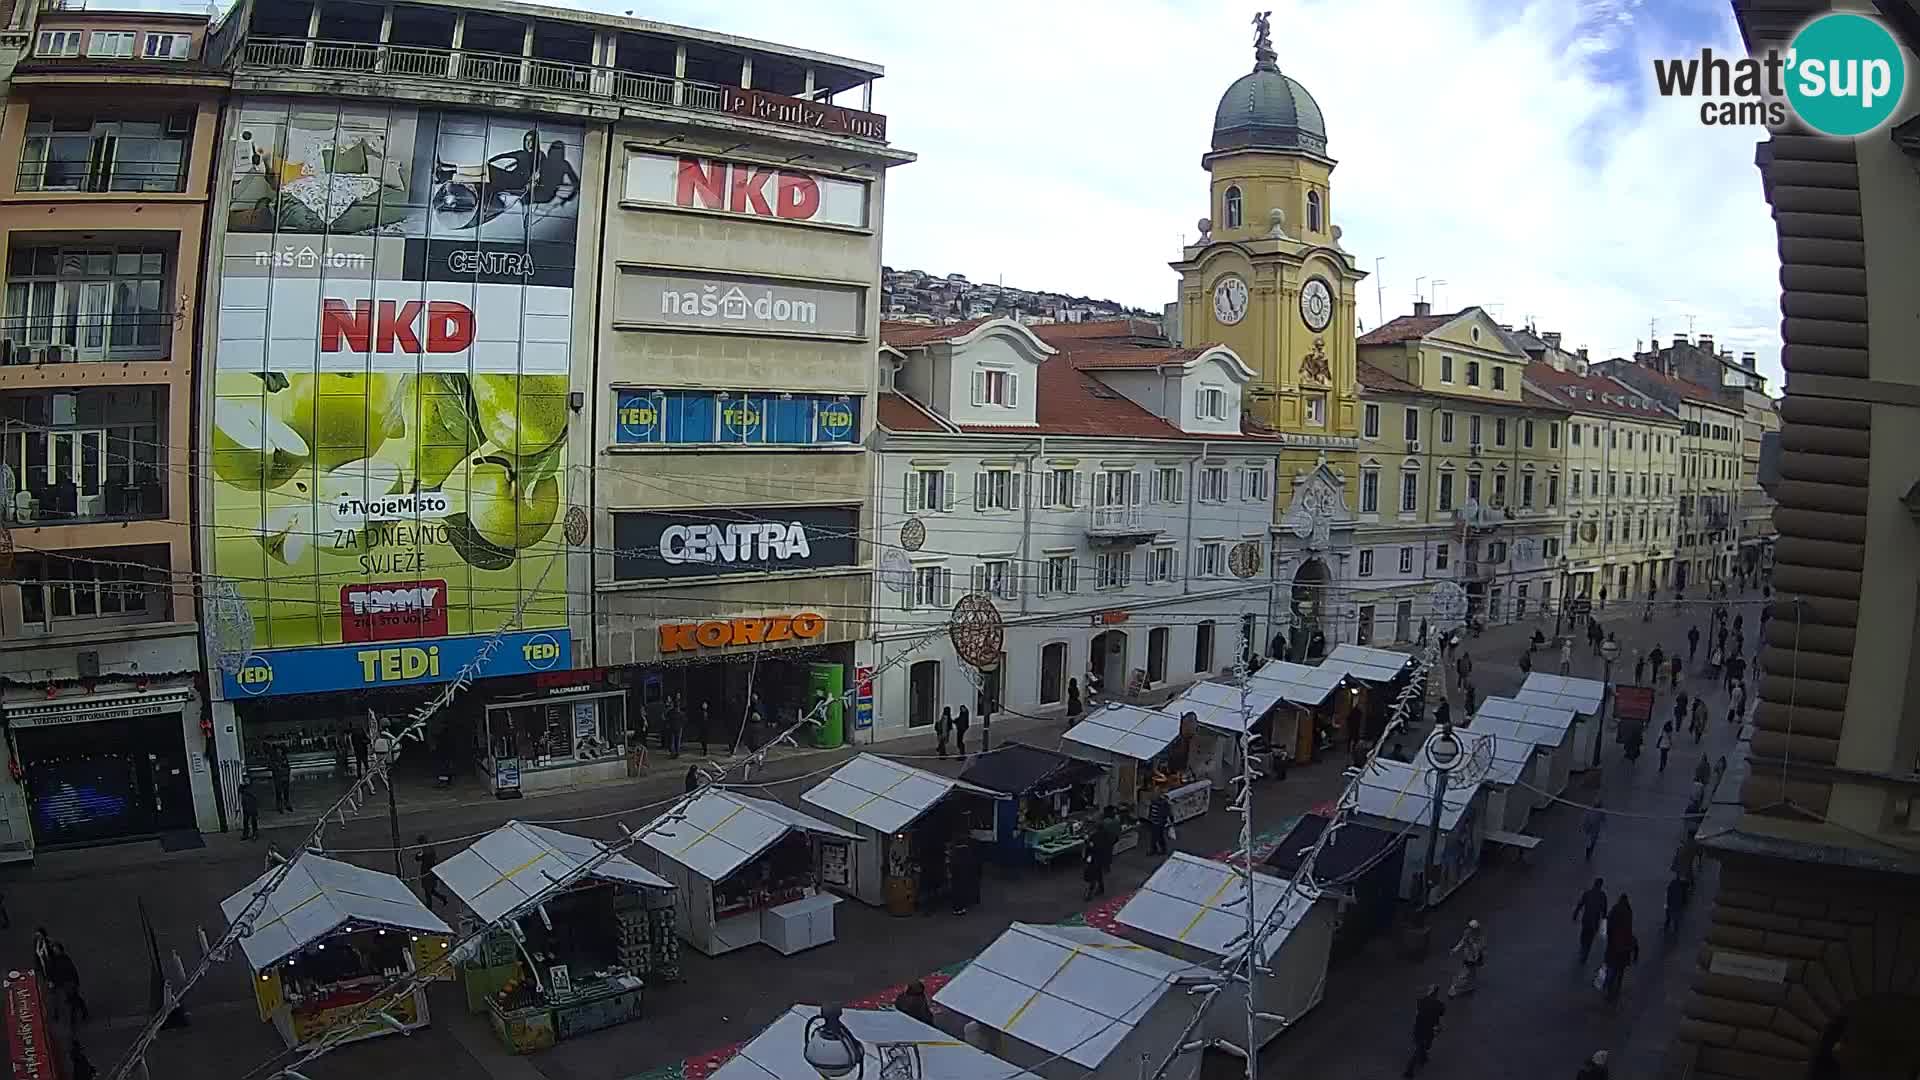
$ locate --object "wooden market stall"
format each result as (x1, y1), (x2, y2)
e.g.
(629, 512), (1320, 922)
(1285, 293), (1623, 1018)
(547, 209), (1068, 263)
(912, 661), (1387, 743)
(800, 753), (1000, 910)
(1322, 644), (1417, 747)
(957, 743), (1113, 865)
(934, 922), (1205, 1080)
(1114, 852), (1334, 1055)
(1514, 673), (1609, 771)
(432, 821), (678, 1053)
(223, 854), (452, 1049)
(636, 789), (859, 958)
(1454, 727), (1543, 847)
(1061, 703), (1208, 823)
(1470, 696), (1578, 806)
(1266, 814), (1405, 961)
(711, 1004), (1044, 1080)
(1247, 659), (1348, 762)
(1168, 679), (1286, 792)
(1350, 758), (1488, 906)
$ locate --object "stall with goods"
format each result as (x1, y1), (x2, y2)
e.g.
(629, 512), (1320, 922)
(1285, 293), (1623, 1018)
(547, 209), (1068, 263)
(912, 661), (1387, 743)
(1247, 659), (1349, 763)
(1322, 643), (1417, 748)
(636, 788), (858, 957)
(1349, 758), (1488, 906)
(957, 743), (1113, 865)
(222, 854), (452, 1049)
(800, 753), (1000, 912)
(1061, 704), (1206, 825)
(1514, 673), (1608, 770)
(1167, 676), (1302, 791)
(431, 821), (676, 1053)
(1266, 813), (1405, 960)
(711, 1004), (1045, 1080)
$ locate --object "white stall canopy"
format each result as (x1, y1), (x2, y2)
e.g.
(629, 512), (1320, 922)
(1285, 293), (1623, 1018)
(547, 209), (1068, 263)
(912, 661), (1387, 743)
(1062, 703), (1183, 762)
(1167, 680), (1286, 734)
(1248, 660), (1345, 706)
(431, 821), (672, 923)
(642, 789), (858, 883)
(935, 922), (1199, 1069)
(1514, 673), (1606, 715)
(1353, 759), (1483, 832)
(1323, 643), (1414, 684)
(712, 1005), (1044, 1080)
(1116, 851), (1317, 963)
(222, 854), (451, 972)
(1454, 730), (1533, 788)
(1473, 697), (1577, 745)
(802, 754), (1000, 835)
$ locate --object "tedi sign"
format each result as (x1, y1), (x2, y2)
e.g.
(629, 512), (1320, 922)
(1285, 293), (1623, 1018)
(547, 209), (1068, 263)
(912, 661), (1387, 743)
(1653, 12), (1906, 135)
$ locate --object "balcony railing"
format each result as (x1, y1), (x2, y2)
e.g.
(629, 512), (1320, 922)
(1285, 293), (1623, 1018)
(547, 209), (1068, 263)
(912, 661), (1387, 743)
(1091, 505), (1142, 531)
(16, 159), (188, 195)
(0, 314), (174, 364)
(239, 36), (885, 142)
(2, 480), (165, 526)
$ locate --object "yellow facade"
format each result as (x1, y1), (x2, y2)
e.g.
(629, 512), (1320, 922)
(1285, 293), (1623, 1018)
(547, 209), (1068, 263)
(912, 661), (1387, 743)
(1554, 403), (1684, 603)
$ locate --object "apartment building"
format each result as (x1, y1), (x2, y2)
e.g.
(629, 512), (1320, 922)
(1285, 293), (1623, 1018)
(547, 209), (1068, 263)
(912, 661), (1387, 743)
(1648, 332), (1778, 575)
(868, 318), (1277, 738)
(1356, 305), (1569, 629)
(0, 6), (227, 857)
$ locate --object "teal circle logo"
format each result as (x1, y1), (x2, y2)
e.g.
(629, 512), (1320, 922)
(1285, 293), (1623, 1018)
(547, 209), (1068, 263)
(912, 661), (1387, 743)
(1786, 13), (1905, 136)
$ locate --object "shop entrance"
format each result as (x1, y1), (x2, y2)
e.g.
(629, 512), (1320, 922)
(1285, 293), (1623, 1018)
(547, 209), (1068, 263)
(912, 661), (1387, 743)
(17, 713), (194, 847)
(1088, 629), (1129, 699)
(908, 660), (940, 729)
(1287, 559), (1330, 661)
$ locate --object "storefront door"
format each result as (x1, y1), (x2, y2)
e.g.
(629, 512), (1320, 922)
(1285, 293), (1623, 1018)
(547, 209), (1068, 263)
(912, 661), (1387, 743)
(908, 660), (939, 728)
(16, 713), (194, 847)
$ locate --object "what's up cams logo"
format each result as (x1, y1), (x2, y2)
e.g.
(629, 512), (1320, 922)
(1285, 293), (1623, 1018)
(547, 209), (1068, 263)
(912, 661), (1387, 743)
(1654, 12), (1907, 136)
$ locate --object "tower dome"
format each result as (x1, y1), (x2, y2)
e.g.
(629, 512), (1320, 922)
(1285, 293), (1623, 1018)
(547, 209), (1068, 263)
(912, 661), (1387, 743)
(1212, 16), (1327, 155)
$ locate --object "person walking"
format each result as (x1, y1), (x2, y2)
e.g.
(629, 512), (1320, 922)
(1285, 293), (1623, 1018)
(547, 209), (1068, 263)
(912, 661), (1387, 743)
(270, 746), (293, 813)
(1664, 875), (1688, 933)
(416, 835), (446, 910)
(1463, 680), (1479, 717)
(1403, 984), (1447, 1077)
(1434, 697), (1451, 730)
(350, 723), (370, 779)
(1633, 651), (1646, 685)
(894, 980), (936, 1026)
(1574, 878), (1608, 964)
(1448, 919), (1487, 996)
(953, 705), (971, 756)
(1147, 790), (1173, 855)
(46, 941), (87, 1024)
(1576, 1050), (1612, 1080)
(1519, 649), (1533, 677)
(1083, 813), (1116, 900)
(665, 696), (684, 758)
(32, 927), (52, 983)
(1583, 798), (1606, 859)
(1656, 722), (1675, 772)
(1066, 678), (1082, 719)
(1601, 896), (1638, 1003)
(695, 701), (712, 757)
(683, 763), (700, 794)
(1456, 651), (1473, 686)
(1649, 645), (1665, 681)
(1672, 693), (1688, 738)
(934, 706), (952, 758)
(1560, 637), (1573, 676)
(1691, 697), (1709, 743)
(1669, 654), (1682, 690)
(1688, 624), (1701, 663)
(239, 781), (260, 841)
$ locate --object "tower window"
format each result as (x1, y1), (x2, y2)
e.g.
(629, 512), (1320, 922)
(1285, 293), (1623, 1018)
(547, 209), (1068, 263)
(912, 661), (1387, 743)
(1307, 191), (1323, 233)
(1224, 186), (1243, 229)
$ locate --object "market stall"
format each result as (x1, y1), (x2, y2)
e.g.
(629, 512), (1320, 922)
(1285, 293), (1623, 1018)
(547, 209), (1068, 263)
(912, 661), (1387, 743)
(1349, 758), (1487, 906)
(481, 688), (630, 797)
(957, 743), (1114, 865)
(800, 753), (1000, 910)
(1323, 643), (1417, 747)
(1470, 696), (1578, 806)
(1266, 814), (1404, 960)
(1114, 852), (1333, 1055)
(223, 854), (452, 1049)
(1247, 659), (1349, 762)
(712, 1004), (1045, 1080)
(431, 821), (678, 1053)
(1514, 673), (1608, 771)
(636, 788), (858, 957)
(1061, 704), (1206, 823)
(934, 922), (1203, 1080)
(1166, 679), (1286, 792)
(1453, 727), (1542, 845)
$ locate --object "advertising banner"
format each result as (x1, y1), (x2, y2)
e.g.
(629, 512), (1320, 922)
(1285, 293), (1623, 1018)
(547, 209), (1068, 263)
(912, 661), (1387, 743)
(610, 505), (860, 581)
(622, 151), (870, 228)
(211, 100), (584, 695)
(613, 389), (858, 446)
(614, 268), (866, 338)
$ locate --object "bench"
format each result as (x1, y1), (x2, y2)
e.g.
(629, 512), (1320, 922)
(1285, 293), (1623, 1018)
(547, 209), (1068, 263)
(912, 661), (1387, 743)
(1027, 822), (1086, 866)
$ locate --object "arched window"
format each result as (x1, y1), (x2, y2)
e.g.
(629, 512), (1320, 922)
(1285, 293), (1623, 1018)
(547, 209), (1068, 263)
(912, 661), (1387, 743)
(1224, 186), (1243, 229)
(1306, 190), (1323, 233)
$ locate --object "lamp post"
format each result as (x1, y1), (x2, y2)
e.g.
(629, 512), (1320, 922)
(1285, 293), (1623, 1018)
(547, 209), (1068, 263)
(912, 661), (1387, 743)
(803, 1006), (864, 1079)
(1420, 724), (1462, 915)
(1554, 557), (1572, 639)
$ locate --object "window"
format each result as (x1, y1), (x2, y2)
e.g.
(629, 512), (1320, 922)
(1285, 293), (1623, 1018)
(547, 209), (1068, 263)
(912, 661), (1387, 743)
(1544, 537), (1560, 559)
(1096, 550), (1132, 589)
(1150, 466), (1182, 505)
(906, 565), (952, 610)
(1306, 190), (1323, 232)
(1609, 428), (1618, 449)
(1624, 474), (1633, 496)
(18, 111), (192, 195)
(1239, 465), (1269, 501)
(1521, 473), (1535, 508)
(1467, 471), (1482, 501)
(1433, 412), (1450, 445)
(1194, 621), (1216, 674)
(973, 368), (1018, 407)
(1400, 470), (1418, 513)
(1399, 547), (1415, 574)
(1571, 424), (1582, 447)
(1041, 554), (1077, 596)
(1608, 472), (1618, 496)
(1356, 603), (1376, 645)
(904, 468), (952, 513)
(36, 30), (81, 57)
(1403, 407), (1420, 442)
(1224, 185), (1243, 229)
(1492, 366), (1507, 391)
(1148, 627), (1170, 684)
(1305, 395), (1327, 426)
(1494, 417), (1508, 447)
(1039, 643), (1067, 705)
(1638, 516), (1648, 541)
(1469, 415), (1483, 446)
(1523, 419), (1535, 448)
(1196, 541), (1224, 578)
(16, 545), (167, 630)
(1488, 540), (1508, 562)
(1492, 473), (1508, 506)
(1466, 361), (1481, 387)
(1548, 423), (1560, 449)
(1434, 544), (1450, 570)
(1572, 472), (1583, 498)
(1358, 548), (1375, 577)
(1438, 471), (1455, 511)
(1440, 355), (1454, 383)
(142, 32), (192, 60)
(1042, 467), (1080, 509)
(1197, 385), (1228, 421)
(3, 389), (165, 524)
(5, 244), (174, 357)
(89, 31), (136, 58)
(1199, 466), (1229, 502)
(1547, 475), (1560, 507)
(973, 468), (1022, 512)
(1359, 469), (1379, 513)
(1147, 545), (1179, 584)
(1515, 584), (1529, 619)
(972, 558), (1017, 600)
(1363, 403), (1380, 439)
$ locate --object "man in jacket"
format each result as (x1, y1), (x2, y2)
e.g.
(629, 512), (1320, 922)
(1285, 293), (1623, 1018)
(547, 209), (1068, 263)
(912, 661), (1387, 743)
(1403, 984), (1446, 1077)
(1147, 791), (1173, 855)
(1573, 878), (1608, 964)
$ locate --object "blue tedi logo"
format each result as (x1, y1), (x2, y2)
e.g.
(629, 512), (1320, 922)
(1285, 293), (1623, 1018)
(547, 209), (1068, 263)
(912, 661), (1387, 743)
(235, 654), (275, 695)
(521, 633), (563, 671)
(1653, 13), (1906, 136)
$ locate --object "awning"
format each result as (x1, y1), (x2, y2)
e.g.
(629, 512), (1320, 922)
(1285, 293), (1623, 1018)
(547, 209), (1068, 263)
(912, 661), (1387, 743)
(432, 821), (671, 923)
(1465, 712), (1569, 754)
(1116, 851), (1317, 962)
(1062, 703), (1183, 761)
(1248, 660), (1345, 707)
(1322, 644), (1414, 684)
(641, 789), (857, 883)
(1454, 729), (1532, 786)
(1514, 673), (1606, 716)
(1351, 759), (1482, 831)
(1168, 679), (1286, 733)
(712, 1005), (1045, 1080)
(221, 854), (451, 972)
(4, 688), (192, 728)
(802, 754), (1001, 835)
(1472, 697), (1576, 744)
(1485, 830), (1542, 850)
(960, 743), (1105, 797)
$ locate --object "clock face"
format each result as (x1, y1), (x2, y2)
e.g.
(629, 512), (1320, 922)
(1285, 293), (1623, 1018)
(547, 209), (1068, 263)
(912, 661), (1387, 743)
(1300, 277), (1334, 333)
(1212, 276), (1248, 326)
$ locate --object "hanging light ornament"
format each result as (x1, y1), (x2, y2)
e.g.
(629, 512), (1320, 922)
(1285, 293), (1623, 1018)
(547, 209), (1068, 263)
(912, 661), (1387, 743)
(948, 593), (1005, 670)
(206, 576), (257, 675)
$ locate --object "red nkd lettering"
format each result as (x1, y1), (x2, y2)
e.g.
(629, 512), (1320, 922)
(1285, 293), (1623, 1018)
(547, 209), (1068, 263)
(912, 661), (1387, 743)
(320, 299), (474, 354)
(776, 172), (820, 220)
(675, 157), (727, 211)
(728, 166), (773, 216)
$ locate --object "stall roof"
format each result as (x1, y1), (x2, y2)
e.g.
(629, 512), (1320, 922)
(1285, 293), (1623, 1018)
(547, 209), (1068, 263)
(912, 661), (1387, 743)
(1265, 813), (1405, 881)
(712, 1005), (1044, 1080)
(221, 854), (451, 972)
(802, 754), (1001, 835)
(1454, 729), (1532, 787)
(1474, 696), (1577, 738)
(959, 743), (1105, 796)
(1467, 710), (1572, 755)
(1323, 643), (1414, 684)
(1116, 852), (1318, 963)
(1514, 673), (1607, 715)
(1169, 679), (1286, 733)
(1352, 759), (1482, 832)
(432, 821), (672, 923)
(934, 922), (1199, 1068)
(1062, 703), (1184, 761)
(1249, 659), (1346, 706)
(641, 789), (858, 883)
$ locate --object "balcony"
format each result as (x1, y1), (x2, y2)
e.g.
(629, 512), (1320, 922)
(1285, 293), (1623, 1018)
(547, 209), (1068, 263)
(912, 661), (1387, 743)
(16, 111), (194, 196)
(8, 543), (174, 636)
(1462, 560), (1497, 582)
(4, 241), (178, 364)
(1, 314), (175, 365)
(3, 388), (168, 527)
(1086, 504), (1161, 545)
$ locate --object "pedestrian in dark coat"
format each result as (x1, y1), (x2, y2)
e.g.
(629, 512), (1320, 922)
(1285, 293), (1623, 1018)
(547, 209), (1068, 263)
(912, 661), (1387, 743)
(934, 707), (951, 757)
(239, 782), (260, 840)
(953, 706), (971, 756)
(948, 839), (981, 914)
(32, 927), (52, 982)
(665, 697), (684, 758)
(1083, 811), (1117, 900)
(270, 747), (293, 812)
(1463, 680), (1478, 717)
(684, 764), (700, 794)
(350, 725), (369, 778)
(1633, 654), (1646, 685)
(1669, 654), (1682, 689)
(1147, 791), (1173, 855)
(894, 980), (935, 1026)
(1602, 896), (1638, 1002)
(1656, 723), (1674, 772)
(1573, 878), (1608, 964)
(1434, 698), (1451, 729)
(1067, 679), (1082, 718)
(697, 701), (712, 756)
(1687, 625), (1700, 661)
(1403, 984), (1446, 1077)
(46, 941), (87, 1023)
(1582, 799), (1606, 859)
(1649, 645), (1665, 678)
(416, 835), (446, 910)
(1664, 875), (1688, 933)
(1519, 649), (1533, 676)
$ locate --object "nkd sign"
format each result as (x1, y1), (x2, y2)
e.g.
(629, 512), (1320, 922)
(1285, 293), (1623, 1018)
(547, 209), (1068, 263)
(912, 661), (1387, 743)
(623, 151), (870, 229)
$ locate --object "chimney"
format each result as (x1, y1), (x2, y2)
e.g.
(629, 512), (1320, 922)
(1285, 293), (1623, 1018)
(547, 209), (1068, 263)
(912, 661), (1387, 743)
(1543, 331), (1562, 349)
(1673, 332), (1689, 346)
(1649, 337), (1659, 352)
(1698, 333), (1714, 355)
(1413, 300), (1432, 317)
(1741, 350), (1757, 371)
(1577, 346), (1589, 363)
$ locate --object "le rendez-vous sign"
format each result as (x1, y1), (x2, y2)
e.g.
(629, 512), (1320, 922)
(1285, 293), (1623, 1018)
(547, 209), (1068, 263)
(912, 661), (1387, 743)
(719, 86), (887, 141)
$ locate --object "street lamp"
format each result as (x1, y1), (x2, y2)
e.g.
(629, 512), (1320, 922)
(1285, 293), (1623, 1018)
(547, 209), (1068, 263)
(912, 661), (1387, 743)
(1420, 725), (1462, 914)
(804, 1006), (864, 1079)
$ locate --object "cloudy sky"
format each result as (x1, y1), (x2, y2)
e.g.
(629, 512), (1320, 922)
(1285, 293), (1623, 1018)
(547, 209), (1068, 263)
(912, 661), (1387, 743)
(584, 0), (1783, 386)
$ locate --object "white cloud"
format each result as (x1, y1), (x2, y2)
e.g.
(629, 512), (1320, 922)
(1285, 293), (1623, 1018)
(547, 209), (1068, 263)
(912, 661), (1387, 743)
(589, 0), (1784, 388)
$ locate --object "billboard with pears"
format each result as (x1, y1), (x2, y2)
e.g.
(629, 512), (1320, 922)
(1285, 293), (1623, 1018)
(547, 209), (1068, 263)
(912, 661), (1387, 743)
(210, 99), (583, 698)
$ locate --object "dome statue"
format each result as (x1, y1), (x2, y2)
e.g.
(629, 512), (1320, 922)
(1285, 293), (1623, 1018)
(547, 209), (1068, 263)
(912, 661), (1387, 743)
(1212, 11), (1328, 155)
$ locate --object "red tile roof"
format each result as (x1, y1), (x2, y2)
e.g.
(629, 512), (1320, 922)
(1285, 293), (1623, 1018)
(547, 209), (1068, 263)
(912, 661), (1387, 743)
(1029, 318), (1168, 345)
(1593, 359), (1730, 408)
(882, 362), (1277, 442)
(1055, 344), (1209, 370)
(1523, 362), (1675, 421)
(1356, 362), (1420, 394)
(879, 317), (994, 347)
(1356, 311), (1465, 345)
(1522, 386), (1570, 410)
(875, 392), (948, 433)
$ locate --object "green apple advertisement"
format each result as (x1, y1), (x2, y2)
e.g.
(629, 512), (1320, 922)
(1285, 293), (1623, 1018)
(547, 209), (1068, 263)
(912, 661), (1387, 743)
(212, 100), (582, 697)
